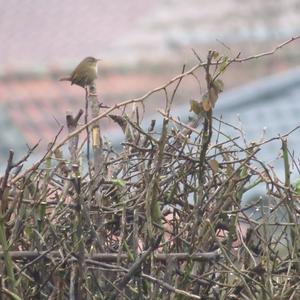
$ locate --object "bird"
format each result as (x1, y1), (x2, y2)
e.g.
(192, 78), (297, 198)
(59, 57), (101, 88)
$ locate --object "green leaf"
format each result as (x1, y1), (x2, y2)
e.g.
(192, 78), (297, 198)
(24, 223), (33, 240)
(190, 99), (205, 115)
(151, 199), (161, 223)
(212, 51), (219, 59)
(219, 56), (229, 73)
(112, 179), (126, 188)
(295, 179), (300, 195)
(213, 79), (224, 93)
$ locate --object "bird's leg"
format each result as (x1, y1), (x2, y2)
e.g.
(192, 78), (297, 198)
(85, 87), (91, 174)
(88, 82), (98, 96)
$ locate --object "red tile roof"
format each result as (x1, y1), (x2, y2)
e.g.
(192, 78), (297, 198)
(0, 72), (173, 155)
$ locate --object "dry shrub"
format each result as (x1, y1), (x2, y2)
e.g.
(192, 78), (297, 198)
(1, 41), (300, 299)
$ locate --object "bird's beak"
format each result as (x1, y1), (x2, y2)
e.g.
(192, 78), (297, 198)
(96, 58), (102, 62)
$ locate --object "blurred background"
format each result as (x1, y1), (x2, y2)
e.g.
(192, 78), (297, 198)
(0, 0), (300, 170)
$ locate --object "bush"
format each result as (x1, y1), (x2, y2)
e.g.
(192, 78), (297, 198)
(1, 45), (300, 299)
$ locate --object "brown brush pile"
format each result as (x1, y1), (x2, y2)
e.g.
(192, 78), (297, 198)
(1, 45), (300, 299)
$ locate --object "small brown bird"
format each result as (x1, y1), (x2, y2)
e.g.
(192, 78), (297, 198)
(59, 56), (101, 88)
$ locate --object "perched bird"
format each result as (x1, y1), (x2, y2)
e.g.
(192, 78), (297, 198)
(59, 57), (101, 88)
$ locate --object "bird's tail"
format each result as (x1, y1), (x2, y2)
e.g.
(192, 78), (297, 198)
(59, 77), (71, 82)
